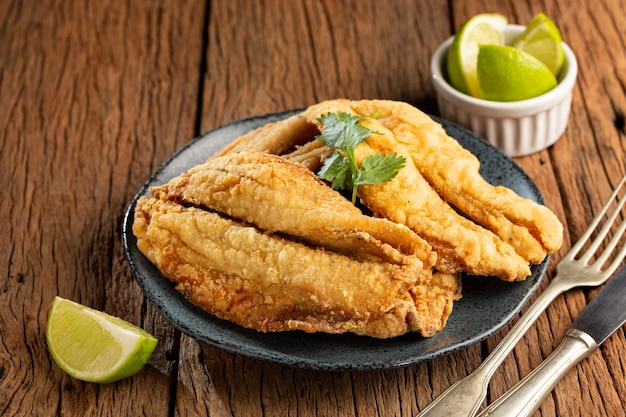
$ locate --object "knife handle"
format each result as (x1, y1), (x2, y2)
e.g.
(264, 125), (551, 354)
(477, 329), (597, 417)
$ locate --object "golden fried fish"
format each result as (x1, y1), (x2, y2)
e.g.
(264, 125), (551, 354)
(133, 197), (460, 338)
(301, 100), (532, 281)
(132, 98), (563, 339)
(151, 151), (436, 267)
(347, 99), (563, 264)
(212, 113), (318, 158)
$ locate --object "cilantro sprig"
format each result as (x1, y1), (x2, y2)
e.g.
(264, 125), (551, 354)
(316, 111), (406, 204)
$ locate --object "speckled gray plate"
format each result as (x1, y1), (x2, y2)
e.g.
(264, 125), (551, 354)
(123, 109), (549, 371)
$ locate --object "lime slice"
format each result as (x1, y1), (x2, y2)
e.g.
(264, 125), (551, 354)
(447, 13), (508, 97)
(477, 44), (557, 102)
(46, 296), (158, 383)
(512, 13), (565, 76)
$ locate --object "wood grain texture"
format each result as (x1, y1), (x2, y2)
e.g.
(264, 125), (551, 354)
(0, 0), (205, 415)
(200, 0), (451, 130)
(1, 0), (625, 416)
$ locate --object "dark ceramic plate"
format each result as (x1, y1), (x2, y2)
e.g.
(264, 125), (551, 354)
(123, 109), (549, 371)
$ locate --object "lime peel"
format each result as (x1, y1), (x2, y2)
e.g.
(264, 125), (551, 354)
(446, 13), (508, 97)
(477, 44), (557, 102)
(512, 13), (565, 76)
(46, 296), (158, 384)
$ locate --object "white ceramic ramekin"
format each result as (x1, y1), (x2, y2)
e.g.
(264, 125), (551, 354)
(430, 24), (578, 157)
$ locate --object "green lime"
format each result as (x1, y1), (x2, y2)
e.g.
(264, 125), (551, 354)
(477, 44), (557, 101)
(512, 13), (565, 76)
(46, 296), (158, 383)
(446, 13), (508, 97)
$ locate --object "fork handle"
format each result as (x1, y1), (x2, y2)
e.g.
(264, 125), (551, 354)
(416, 277), (567, 417)
(477, 329), (597, 417)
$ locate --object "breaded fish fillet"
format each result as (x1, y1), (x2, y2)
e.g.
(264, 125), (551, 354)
(131, 98), (563, 339)
(353, 269), (461, 338)
(212, 113), (318, 158)
(301, 100), (531, 281)
(282, 139), (331, 172)
(347, 99), (563, 264)
(217, 100), (563, 275)
(133, 197), (460, 338)
(151, 151), (436, 267)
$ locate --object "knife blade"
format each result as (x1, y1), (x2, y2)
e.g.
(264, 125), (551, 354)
(570, 264), (626, 344)
(478, 263), (626, 417)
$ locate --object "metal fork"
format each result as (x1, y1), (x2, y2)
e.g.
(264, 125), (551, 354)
(416, 174), (626, 417)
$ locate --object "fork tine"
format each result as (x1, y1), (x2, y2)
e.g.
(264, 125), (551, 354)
(592, 215), (626, 274)
(570, 175), (626, 263)
(578, 181), (626, 265)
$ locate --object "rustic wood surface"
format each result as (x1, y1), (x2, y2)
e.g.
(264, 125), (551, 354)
(1, 0), (625, 416)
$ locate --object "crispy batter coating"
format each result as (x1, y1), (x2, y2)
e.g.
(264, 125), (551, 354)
(151, 151), (436, 268)
(301, 100), (532, 281)
(352, 270), (461, 338)
(132, 98), (563, 338)
(212, 113), (318, 158)
(347, 99), (563, 263)
(133, 197), (459, 338)
(217, 100), (559, 280)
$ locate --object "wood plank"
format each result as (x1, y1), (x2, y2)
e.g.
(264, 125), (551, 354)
(0, 0), (206, 415)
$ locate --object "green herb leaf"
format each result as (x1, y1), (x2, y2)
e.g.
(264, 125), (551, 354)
(356, 152), (406, 185)
(315, 111), (406, 203)
(317, 152), (351, 191)
(316, 112), (374, 151)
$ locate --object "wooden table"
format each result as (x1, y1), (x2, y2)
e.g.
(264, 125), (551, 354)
(2, 0), (625, 416)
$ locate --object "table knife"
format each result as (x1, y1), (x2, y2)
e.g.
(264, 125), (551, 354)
(477, 263), (626, 417)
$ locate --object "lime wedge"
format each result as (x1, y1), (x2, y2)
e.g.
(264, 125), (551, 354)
(46, 296), (158, 383)
(512, 13), (565, 76)
(446, 13), (508, 97)
(477, 44), (557, 102)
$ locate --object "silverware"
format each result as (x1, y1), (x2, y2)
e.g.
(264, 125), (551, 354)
(416, 175), (626, 417)
(477, 263), (626, 417)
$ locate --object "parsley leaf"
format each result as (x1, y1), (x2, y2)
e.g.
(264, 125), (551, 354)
(317, 112), (374, 151)
(317, 152), (351, 191)
(315, 111), (406, 203)
(357, 152), (406, 185)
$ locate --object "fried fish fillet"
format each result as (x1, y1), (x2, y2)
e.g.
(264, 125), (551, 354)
(151, 151), (436, 267)
(282, 138), (332, 172)
(131, 98), (563, 339)
(353, 269), (461, 338)
(212, 112), (318, 158)
(133, 197), (460, 338)
(209, 101), (557, 279)
(346, 99), (563, 264)
(216, 100), (563, 277)
(300, 100), (531, 281)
